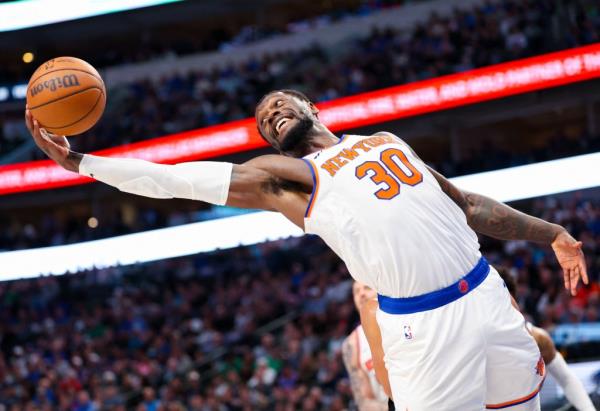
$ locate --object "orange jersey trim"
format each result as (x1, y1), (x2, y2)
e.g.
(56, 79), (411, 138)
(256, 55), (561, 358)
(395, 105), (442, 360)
(485, 377), (545, 409)
(303, 159), (320, 218)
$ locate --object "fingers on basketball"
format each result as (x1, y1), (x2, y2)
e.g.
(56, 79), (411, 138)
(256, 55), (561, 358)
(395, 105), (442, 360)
(25, 109), (34, 133)
(32, 120), (48, 147)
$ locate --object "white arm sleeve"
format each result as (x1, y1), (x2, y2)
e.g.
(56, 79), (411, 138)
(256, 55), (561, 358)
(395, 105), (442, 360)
(547, 353), (596, 411)
(79, 154), (233, 205)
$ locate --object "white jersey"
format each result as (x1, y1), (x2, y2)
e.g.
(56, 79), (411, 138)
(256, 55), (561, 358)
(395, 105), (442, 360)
(303, 134), (481, 297)
(355, 325), (389, 403)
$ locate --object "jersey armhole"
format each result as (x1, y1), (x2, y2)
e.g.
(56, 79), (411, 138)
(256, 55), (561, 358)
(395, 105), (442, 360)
(302, 158), (320, 218)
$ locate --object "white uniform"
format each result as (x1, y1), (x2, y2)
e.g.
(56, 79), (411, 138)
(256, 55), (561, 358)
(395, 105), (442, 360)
(304, 134), (544, 410)
(355, 325), (389, 403)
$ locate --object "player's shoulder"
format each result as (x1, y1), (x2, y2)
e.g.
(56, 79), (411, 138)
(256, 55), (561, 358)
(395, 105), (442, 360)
(372, 131), (420, 158)
(372, 131), (407, 144)
(372, 131), (400, 139)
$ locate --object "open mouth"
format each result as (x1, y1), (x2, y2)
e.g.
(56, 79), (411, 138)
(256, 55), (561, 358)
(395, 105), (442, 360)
(275, 117), (292, 136)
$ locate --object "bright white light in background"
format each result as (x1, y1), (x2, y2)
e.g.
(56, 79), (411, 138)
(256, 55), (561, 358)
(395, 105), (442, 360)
(0, 0), (184, 32)
(0, 87), (9, 102)
(0, 152), (598, 280)
(11, 84), (28, 99)
(451, 152), (600, 202)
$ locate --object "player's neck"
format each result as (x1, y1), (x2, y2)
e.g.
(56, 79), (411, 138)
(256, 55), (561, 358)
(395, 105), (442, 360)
(284, 124), (338, 157)
(306, 126), (339, 152)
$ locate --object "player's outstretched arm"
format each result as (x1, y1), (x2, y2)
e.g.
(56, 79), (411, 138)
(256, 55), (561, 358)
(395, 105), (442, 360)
(26, 109), (312, 215)
(427, 166), (588, 295)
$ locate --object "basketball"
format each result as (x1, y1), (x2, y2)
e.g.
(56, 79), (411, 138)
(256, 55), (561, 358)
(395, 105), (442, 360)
(26, 56), (106, 136)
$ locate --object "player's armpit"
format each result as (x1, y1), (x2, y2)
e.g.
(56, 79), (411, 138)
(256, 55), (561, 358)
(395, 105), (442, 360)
(227, 156), (313, 210)
(426, 166), (469, 211)
(243, 154), (313, 187)
(226, 164), (276, 210)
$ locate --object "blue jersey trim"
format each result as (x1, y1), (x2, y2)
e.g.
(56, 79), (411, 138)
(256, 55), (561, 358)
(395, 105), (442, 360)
(302, 159), (318, 218)
(336, 134), (347, 145)
(378, 257), (490, 314)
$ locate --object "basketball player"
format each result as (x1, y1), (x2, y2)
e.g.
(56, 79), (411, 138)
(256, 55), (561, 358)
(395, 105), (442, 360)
(342, 281), (390, 411)
(358, 286), (597, 411)
(498, 269), (596, 411)
(25, 89), (588, 410)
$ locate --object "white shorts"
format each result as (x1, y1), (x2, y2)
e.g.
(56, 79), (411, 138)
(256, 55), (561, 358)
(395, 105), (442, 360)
(377, 266), (544, 411)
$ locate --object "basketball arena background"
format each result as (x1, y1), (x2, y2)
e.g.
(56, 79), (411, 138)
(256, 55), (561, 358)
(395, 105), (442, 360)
(0, 0), (599, 409)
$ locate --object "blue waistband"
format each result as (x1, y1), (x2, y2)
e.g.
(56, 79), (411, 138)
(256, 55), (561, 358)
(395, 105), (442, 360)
(378, 256), (490, 315)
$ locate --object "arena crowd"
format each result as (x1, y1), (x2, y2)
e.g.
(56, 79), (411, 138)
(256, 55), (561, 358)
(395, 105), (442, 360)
(0, 191), (598, 410)
(1, 0), (599, 160)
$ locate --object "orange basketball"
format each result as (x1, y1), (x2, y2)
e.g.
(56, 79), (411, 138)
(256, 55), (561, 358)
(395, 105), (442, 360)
(26, 57), (106, 136)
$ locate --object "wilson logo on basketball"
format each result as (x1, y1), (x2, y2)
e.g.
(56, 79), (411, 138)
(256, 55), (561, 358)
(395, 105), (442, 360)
(29, 74), (81, 97)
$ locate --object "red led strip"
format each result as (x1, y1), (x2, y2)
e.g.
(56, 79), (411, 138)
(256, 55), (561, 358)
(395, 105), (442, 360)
(2, 43), (600, 195)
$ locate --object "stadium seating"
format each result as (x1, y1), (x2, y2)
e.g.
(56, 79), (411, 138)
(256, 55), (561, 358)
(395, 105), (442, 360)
(1, 0), (599, 162)
(0, 190), (598, 410)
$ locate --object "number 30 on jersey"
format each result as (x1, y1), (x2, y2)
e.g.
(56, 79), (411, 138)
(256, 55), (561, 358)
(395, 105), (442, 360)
(355, 148), (423, 200)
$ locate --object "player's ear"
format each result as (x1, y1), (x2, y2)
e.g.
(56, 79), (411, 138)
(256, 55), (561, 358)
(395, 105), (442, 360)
(309, 102), (319, 117)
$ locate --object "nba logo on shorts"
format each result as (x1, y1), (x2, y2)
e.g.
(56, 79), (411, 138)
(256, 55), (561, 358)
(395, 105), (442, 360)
(403, 325), (413, 340)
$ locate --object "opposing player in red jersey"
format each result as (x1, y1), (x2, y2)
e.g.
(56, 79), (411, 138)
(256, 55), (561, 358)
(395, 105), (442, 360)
(342, 282), (391, 411)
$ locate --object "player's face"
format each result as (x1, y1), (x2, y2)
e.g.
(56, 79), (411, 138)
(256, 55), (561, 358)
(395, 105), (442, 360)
(255, 92), (316, 156)
(352, 282), (377, 312)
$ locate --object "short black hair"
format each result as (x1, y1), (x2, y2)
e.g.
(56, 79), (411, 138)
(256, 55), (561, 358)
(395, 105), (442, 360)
(497, 267), (517, 298)
(256, 89), (312, 110)
(255, 89), (313, 142)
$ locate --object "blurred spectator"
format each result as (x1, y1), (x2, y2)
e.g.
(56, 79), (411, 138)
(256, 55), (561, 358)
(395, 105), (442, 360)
(0, 190), (598, 409)
(2, 0), (600, 160)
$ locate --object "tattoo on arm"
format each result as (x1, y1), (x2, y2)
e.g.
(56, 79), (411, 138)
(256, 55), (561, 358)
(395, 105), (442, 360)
(342, 339), (386, 411)
(429, 166), (564, 244)
(462, 192), (563, 244)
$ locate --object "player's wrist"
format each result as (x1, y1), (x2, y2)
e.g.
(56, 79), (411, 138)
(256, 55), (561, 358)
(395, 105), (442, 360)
(65, 150), (84, 173)
(550, 226), (569, 247)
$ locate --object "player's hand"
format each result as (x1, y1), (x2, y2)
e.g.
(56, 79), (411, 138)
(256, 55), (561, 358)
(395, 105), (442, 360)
(25, 106), (77, 172)
(551, 230), (588, 296)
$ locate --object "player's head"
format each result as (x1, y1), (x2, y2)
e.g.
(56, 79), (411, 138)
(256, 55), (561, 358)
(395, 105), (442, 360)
(352, 281), (377, 312)
(255, 89), (320, 157)
(497, 267), (517, 299)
